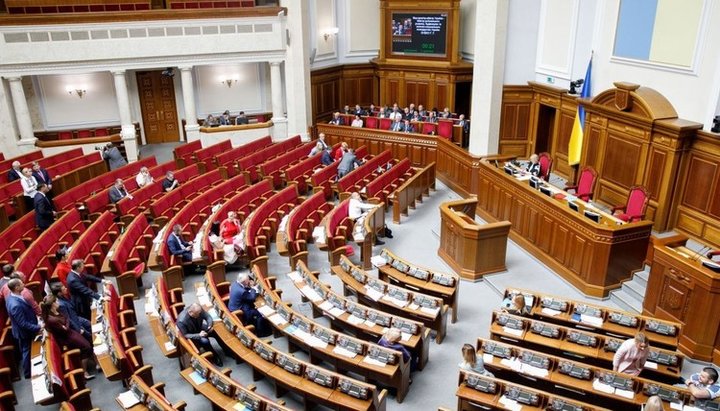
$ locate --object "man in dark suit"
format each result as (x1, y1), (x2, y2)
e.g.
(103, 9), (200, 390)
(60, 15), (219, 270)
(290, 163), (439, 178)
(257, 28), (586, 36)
(31, 161), (52, 191)
(162, 171), (179, 192)
(33, 183), (56, 232)
(402, 120), (415, 133)
(457, 114), (470, 133)
(525, 154), (541, 177)
(7, 161), (22, 182)
(66, 260), (103, 320)
(390, 114), (404, 132)
(167, 224), (193, 263)
(50, 282), (91, 342)
(6, 278), (42, 378)
(328, 112), (342, 125)
(176, 303), (225, 366)
(235, 111), (249, 125)
(109, 178), (133, 204)
(228, 273), (271, 337)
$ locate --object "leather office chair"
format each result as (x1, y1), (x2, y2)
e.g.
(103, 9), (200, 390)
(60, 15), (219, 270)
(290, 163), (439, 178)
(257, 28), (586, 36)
(564, 166), (597, 202)
(538, 152), (553, 181)
(612, 186), (649, 223)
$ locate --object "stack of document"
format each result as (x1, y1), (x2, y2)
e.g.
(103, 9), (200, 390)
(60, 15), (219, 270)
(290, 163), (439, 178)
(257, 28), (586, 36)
(332, 346), (357, 358)
(116, 390), (141, 408)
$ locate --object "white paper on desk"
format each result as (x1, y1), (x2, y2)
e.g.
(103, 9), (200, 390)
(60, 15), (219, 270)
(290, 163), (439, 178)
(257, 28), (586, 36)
(362, 356), (386, 367)
(541, 307), (561, 316)
(306, 336), (328, 349)
(614, 388), (635, 399)
(300, 285), (322, 302)
(347, 315), (365, 325)
(592, 378), (615, 394)
(498, 395), (522, 411)
(208, 308), (220, 322)
(580, 314), (604, 327)
(94, 343), (108, 355)
(500, 358), (522, 372)
(318, 301), (334, 312)
(408, 302), (420, 310)
(257, 305), (275, 317)
(287, 271), (302, 282)
(144, 302), (157, 315)
(164, 341), (176, 351)
(503, 327), (523, 336)
(681, 404), (701, 411)
(400, 332), (411, 342)
(332, 346), (357, 358)
(365, 287), (384, 302)
(371, 255), (387, 267)
(670, 402), (683, 411)
(31, 358), (44, 377)
(515, 174), (532, 181)
(267, 313), (287, 326)
(483, 353), (494, 364)
(421, 306), (441, 316)
(364, 320), (377, 328)
(117, 390), (141, 408)
(644, 361), (658, 369)
(328, 307), (345, 317)
(293, 329), (311, 341)
(32, 375), (54, 403)
(383, 296), (408, 307)
(196, 286), (207, 296)
(521, 363), (549, 377)
(197, 294), (211, 307)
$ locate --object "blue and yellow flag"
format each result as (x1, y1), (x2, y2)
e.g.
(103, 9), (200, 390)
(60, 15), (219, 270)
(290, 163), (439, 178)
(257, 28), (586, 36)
(568, 57), (593, 166)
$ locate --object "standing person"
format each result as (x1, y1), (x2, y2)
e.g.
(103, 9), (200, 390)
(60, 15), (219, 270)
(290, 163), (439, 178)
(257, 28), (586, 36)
(0, 272), (41, 316)
(53, 247), (72, 286)
(317, 133), (329, 150)
(321, 147), (334, 166)
(685, 367), (720, 401)
(378, 328), (417, 371)
(176, 303), (226, 366)
(50, 282), (91, 342)
(459, 343), (494, 376)
(31, 161), (52, 192)
(66, 260), (103, 321)
(20, 167), (38, 212)
(101, 143), (128, 171)
(334, 142), (349, 161)
(109, 178), (133, 203)
(41, 295), (96, 379)
(613, 332), (650, 376)
(162, 171), (179, 192)
(135, 166), (153, 188)
(33, 183), (56, 232)
(6, 278), (42, 379)
(7, 161), (23, 182)
(337, 149), (362, 179)
(228, 273), (271, 337)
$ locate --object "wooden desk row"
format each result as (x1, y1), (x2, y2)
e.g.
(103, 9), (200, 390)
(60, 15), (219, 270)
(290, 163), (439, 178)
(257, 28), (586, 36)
(292, 260), (430, 370)
(333, 256), (449, 343)
(390, 161), (436, 225)
(488, 310), (683, 384)
(377, 248), (459, 323)
(201, 271), (389, 410)
(502, 288), (682, 351)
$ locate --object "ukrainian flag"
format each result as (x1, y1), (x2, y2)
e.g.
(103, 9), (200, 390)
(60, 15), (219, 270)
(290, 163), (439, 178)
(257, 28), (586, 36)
(568, 57), (592, 166)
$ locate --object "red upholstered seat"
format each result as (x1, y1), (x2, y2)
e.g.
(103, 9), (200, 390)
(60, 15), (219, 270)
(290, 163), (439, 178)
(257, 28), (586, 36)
(612, 186), (649, 223)
(564, 166), (597, 202)
(538, 152), (552, 181)
(365, 117), (379, 129)
(94, 128), (109, 137)
(379, 118), (392, 130)
(77, 129), (92, 138)
(437, 120), (453, 139)
(58, 131), (73, 140)
(421, 122), (437, 135)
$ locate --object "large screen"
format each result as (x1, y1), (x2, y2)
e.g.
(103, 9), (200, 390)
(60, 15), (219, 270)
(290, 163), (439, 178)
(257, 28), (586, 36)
(390, 12), (447, 58)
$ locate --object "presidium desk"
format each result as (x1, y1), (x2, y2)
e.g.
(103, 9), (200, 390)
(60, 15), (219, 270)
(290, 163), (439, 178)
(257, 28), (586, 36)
(473, 158), (653, 298)
(439, 198), (511, 281)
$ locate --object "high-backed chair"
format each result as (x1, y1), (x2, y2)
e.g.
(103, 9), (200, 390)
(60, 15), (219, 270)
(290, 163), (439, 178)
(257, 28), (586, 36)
(564, 166), (597, 202)
(538, 152), (553, 181)
(612, 186), (649, 223)
(421, 122), (437, 135)
(365, 116), (379, 129)
(437, 120), (453, 139)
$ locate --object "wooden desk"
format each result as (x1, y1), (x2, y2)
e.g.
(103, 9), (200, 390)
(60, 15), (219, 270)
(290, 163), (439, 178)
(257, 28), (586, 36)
(439, 197), (511, 280)
(644, 235), (720, 363)
(359, 202), (385, 270)
(473, 159), (653, 297)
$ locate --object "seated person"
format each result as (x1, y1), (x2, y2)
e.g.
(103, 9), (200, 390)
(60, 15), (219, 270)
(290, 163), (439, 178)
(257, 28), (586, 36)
(228, 273), (271, 337)
(177, 303), (227, 366)
(41, 295), (96, 379)
(162, 171), (179, 192)
(337, 149), (362, 179)
(351, 115), (364, 128)
(459, 343), (493, 377)
(7, 161), (22, 182)
(167, 224), (197, 274)
(348, 192), (384, 245)
(440, 107), (452, 119)
(402, 119), (415, 133)
(334, 142), (349, 161)
(378, 328), (417, 371)
(525, 154), (541, 176)
(328, 112), (342, 125)
(220, 211), (241, 244)
(390, 114), (404, 132)
(135, 166), (153, 188)
(342, 105), (351, 114)
(353, 104), (366, 116)
(643, 396), (663, 411)
(235, 111), (249, 125)
(612, 333), (650, 376)
(202, 114), (218, 127)
(321, 147), (334, 166)
(109, 178), (133, 203)
(685, 367), (720, 401)
(425, 111), (438, 124)
(219, 110), (231, 125)
(309, 142), (324, 158)
(501, 294), (530, 316)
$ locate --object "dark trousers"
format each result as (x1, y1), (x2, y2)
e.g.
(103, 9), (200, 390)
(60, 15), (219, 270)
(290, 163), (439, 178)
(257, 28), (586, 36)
(18, 336), (32, 378)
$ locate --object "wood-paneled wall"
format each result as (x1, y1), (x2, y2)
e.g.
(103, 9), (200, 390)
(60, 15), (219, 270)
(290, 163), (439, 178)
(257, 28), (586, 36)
(310, 64), (376, 124)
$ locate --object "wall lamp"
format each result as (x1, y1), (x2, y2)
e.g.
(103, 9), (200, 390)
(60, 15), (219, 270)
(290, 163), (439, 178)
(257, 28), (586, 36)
(66, 85), (87, 98)
(323, 27), (339, 42)
(220, 76), (239, 88)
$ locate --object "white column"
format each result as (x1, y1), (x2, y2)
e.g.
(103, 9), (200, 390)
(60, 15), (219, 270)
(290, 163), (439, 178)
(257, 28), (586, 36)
(7, 77), (36, 147)
(269, 60), (288, 139)
(179, 66), (199, 143)
(112, 70), (138, 161)
(281, 0), (312, 141)
(468, 0), (509, 156)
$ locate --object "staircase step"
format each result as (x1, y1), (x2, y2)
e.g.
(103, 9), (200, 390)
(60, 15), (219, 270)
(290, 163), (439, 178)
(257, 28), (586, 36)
(610, 289), (643, 314)
(634, 269), (649, 287)
(622, 279), (646, 302)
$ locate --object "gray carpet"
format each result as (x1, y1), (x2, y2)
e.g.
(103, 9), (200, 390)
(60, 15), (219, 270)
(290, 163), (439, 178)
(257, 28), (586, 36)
(15, 172), (707, 410)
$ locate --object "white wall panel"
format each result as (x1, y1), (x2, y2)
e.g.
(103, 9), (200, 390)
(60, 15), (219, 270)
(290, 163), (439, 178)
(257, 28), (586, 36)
(536, 0), (578, 80)
(345, 0), (380, 58)
(460, 0), (476, 60)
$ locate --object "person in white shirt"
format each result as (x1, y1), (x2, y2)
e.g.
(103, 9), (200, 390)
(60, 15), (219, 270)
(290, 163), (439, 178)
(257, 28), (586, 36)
(135, 166), (153, 188)
(351, 115), (364, 128)
(20, 168), (38, 212)
(348, 192), (379, 220)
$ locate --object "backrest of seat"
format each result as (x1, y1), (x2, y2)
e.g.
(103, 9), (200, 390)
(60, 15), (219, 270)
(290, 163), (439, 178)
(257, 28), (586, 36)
(421, 122), (437, 135)
(437, 120), (453, 138)
(173, 140), (202, 161)
(538, 152), (552, 180)
(215, 135), (272, 167)
(379, 118), (392, 130)
(365, 116), (378, 129)
(577, 167), (597, 196)
(626, 186), (649, 217)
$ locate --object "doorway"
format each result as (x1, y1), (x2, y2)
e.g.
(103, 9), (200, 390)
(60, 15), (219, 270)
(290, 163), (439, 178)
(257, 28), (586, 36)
(535, 104), (556, 154)
(454, 81), (472, 118)
(136, 70), (180, 144)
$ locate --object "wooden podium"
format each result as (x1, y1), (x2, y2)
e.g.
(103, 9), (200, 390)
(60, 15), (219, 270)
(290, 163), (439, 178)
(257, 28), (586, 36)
(643, 235), (720, 363)
(438, 198), (510, 280)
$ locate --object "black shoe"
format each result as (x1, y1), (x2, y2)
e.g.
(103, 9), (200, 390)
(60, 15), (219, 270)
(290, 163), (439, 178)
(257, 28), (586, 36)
(374, 240), (385, 246)
(386, 233), (393, 239)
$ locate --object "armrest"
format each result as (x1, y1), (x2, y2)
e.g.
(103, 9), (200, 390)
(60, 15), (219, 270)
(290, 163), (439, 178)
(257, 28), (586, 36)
(611, 205), (626, 213)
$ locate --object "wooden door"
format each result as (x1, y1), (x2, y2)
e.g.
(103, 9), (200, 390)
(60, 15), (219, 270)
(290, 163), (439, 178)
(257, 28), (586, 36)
(137, 71), (180, 143)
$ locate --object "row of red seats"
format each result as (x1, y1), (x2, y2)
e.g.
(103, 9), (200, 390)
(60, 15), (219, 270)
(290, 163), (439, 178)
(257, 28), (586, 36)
(83, 159), (178, 221)
(108, 214), (157, 297)
(307, 144), (369, 200)
(194, 140), (233, 172)
(202, 179), (274, 264)
(149, 168), (222, 227)
(40, 334), (97, 408)
(65, 211), (119, 277)
(365, 158), (415, 205)
(237, 135), (302, 183)
(336, 149), (393, 194)
(7, 3), (150, 14)
(258, 141), (316, 188)
(361, 117), (456, 139)
(0, 150), (43, 183)
(215, 135), (272, 177)
(101, 285), (146, 383)
(285, 191), (334, 257)
(168, 1), (255, 9)
(244, 185), (300, 259)
(284, 152), (323, 195)
(318, 198), (352, 260)
(0, 211), (39, 267)
(172, 140), (202, 169)
(54, 156), (158, 211)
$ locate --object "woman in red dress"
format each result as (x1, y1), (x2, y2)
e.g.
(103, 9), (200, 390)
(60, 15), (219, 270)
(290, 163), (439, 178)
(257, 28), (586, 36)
(41, 295), (96, 380)
(220, 211), (241, 244)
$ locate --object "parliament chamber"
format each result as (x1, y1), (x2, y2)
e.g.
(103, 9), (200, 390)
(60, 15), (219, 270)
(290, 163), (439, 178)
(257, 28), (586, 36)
(1, 0), (720, 410)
